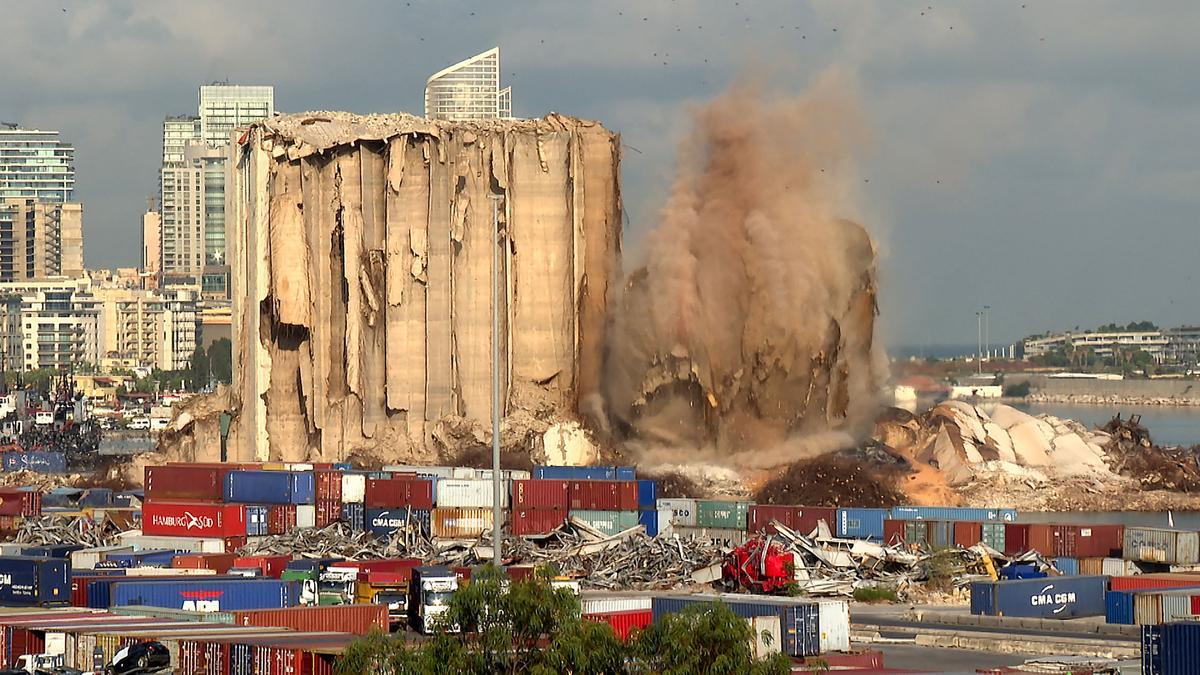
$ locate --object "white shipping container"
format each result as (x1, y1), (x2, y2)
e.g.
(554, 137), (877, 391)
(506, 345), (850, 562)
(437, 479), (510, 508)
(432, 507), (495, 539)
(746, 616), (782, 659)
(1102, 557), (1138, 577)
(125, 567), (217, 576)
(673, 526), (748, 548)
(657, 498), (698, 527)
(0, 543), (24, 556)
(118, 534), (231, 553)
(476, 469), (533, 482)
(816, 599), (851, 652)
(383, 464), (456, 479)
(581, 596), (652, 614)
(69, 545), (133, 570)
(285, 463), (314, 471)
(297, 505), (316, 528)
(341, 474), (366, 503)
(451, 467), (479, 479)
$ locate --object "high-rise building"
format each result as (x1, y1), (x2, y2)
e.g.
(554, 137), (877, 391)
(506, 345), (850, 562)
(142, 208), (161, 282)
(424, 48), (512, 121)
(158, 84), (274, 298)
(93, 283), (199, 371)
(0, 199), (84, 281)
(1, 278), (101, 371)
(0, 126), (75, 202)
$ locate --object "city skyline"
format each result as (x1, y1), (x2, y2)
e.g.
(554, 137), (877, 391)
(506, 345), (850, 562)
(3, 2), (1199, 348)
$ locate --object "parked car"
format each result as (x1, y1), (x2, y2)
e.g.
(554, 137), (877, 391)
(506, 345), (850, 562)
(127, 417), (151, 430)
(106, 641), (169, 674)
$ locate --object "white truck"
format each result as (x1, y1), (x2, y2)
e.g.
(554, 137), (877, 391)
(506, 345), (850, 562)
(0, 653), (82, 674)
(410, 565), (459, 634)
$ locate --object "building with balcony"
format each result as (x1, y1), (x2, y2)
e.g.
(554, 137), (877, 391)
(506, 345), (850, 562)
(0, 199), (84, 281)
(424, 47), (512, 121)
(1023, 329), (1170, 363)
(0, 126), (75, 202)
(0, 279), (101, 371)
(93, 284), (199, 372)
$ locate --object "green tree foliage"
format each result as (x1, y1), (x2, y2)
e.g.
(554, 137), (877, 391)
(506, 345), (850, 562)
(208, 338), (232, 383)
(334, 565), (790, 675)
(188, 346), (210, 390)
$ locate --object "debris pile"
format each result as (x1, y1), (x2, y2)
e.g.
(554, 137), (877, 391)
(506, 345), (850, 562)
(13, 515), (120, 548)
(754, 455), (906, 507)
(1101, 414), (1200, 492)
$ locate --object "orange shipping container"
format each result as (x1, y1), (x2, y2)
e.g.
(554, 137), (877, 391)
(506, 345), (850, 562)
(171, 553), (237, 574)
(954, 521), (983, 548)
(232, 604), (388, 634)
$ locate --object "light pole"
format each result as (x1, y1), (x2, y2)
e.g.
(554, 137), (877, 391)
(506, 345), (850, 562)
(983, 305), (991, 362)
(491, 195), (503, 567)
(976, 311), (983, 374)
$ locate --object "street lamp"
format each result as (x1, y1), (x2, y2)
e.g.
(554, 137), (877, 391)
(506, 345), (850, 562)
(490, 194), (504, 567)
(983, 305), (992, 362)
(218, 411), (231, 463)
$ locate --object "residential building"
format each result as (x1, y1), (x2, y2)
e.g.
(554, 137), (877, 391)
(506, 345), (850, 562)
(0, 295), (21, 375)
(198, 84), (274, 147)
(159, 142), (214, 283)
(0, 126), (75, 202)
(1, 278), (101, 371)
(424, 47), (512, 121)
(162, 116), (200, 164)
(93, 284), (199, 371)
(142, 208), (161, 283)
(0, 199), (84, 281)
(1165, 326), (1200, 367)
(1023, 330), (1169, 363)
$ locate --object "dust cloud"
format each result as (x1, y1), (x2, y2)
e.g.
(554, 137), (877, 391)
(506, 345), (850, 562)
(603, 72), (887, 469)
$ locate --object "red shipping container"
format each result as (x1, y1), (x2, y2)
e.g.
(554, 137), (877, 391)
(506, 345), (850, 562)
(1110, 574), (1200, 591)
(172, 553), (237, 574)
(568, 480), (638, 511)
(315, 499), (341, 527)
(0, 489), (40, 517)
(511, 479), (569, 510)
(1074, 524), (1124, 558)
(747, 505), (835, 535)
(268, 505), (296, 534)
(314, 471), (343, 502)
(343, 558), (422, 576)
(584, 609), (652, 641)
(142, 501), (247, 537)
(505, 564), (536, 582)
(804, 650), (884, 669)
(1004, 524), (1029, 556)
(954, 521), (983, 548)
(365, 477), (434, 509)
(1026, 524), (1077, 557)
(883, 519), (905, 545)
(233, 604), (388, 634)
(362, 569), (415, 586)
(145, 465), (230, 501)
(234, 555), (292, 578)
(511, 508), (567, 536)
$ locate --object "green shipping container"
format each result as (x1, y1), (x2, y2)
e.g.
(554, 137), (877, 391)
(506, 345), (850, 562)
(982, 522), (1005, 552)
(695, 500), (752, 530)
(570, 510), (640, 536)
(904, 521), (930, 546)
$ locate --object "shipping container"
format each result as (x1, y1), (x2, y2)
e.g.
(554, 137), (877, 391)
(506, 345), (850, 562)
(1075, 524), (1125, 558)
(314, 471), (343, 503)
(747, 506), (835, 536)
(172, 553), (237, 574)
(224, 471), (315, 505)
(656, 498), (698, 527)
(981, 521), (1005, 552)
(1054, 557), (1079, 576)
(437, 479), (510, 509)
(568, 480), (638, 511)
(570, 510), (639, 537)
(888, 506), (1017, 522)
(1004, 523), (1030, 556)
(1143, 624), (1163, 675)
(364, 477), (435, 510)
(816, 599), (851, 652)
(1109, 574), (1200, 592)
(509, 509), (566, 536)
(473, 469), (532, 482)
(145, 465), (228, 502)
(583, 609), (651, 641)
(1124, 527), (1200, 565)
(582, 596), (652, 614)
(365, 508), (432, 538)
(341, 503), (365, 531)
(1157, 621), (1200, 675)
(0, 557), (68, 605)
(381, 464), (456, 479)
(534, 466), (636, 481)
(110, 579), (299, 611)
(268, 505), (296, 535)
(1026, 524), (1077, 558)
(69, 546), (133, 571)
(903, 520), (929, 547)
(232, 604), (387, 633)
(100, 549), (178, 568)
(118, 534), (239, 554)
(297, 504), (316, 528)
(1102, 558), (1138, 577)
(672, 526), (748, 548)
(650, 594), (821, 657)
(970, 576), (1108, 618)
(341, 473), (366, 503)
(2, 451), (66, 473)
(233, 556), (291, 579)
(837, 508), (886, 540)
(315, 499), (341, 528)
(142, 501), (247, 538)
(22, 544), (84, 558)
(431, 508), (495, 539)
(636, 480), (657, 511)
(929, 520), (955, 549)
(883, 519), (905, 545)
(695, 500), (751, 530)
(511, 479), (569, 510)
(1078, 557), (1103, 576)
(1107, 585), (1200, 624)
(0, 488), (41, 517)
(1135, 589), (1200, 625)
(638, 509), (672, 538)
(245, 505), (269, 537)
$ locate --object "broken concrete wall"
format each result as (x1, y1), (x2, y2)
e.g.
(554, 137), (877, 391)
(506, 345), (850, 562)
(226, 112), (621, 463)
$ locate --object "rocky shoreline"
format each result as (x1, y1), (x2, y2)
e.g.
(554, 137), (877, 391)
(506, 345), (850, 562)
(1026, 393), (1200, 407)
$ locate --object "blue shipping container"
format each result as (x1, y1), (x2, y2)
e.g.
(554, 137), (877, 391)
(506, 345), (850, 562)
(365, 508), (432, 538)
(1161, 622), (1200, 675)
(1000, 564), (1046, 581)
(970, 582), (994, 616)
(1054, 557), (1079, 576)
(342, 503), (365, 531)
(2, 451), (67, 474)
(224, 470), (315, 504)
(836, 508), (885, 540)
(978, 576), (1108, 619)
(1105, 586), (1200, 625)
(888, 506), (1018, 522)
(106, 549), (177, 568)
(246, 506), (269, 536)
(0, 556), (69, 605)
(651, 595), (820, 657)
(638, 510), (672, 538)
(636, 480), (657, 510)
(110, 578), (299, 611)
(21, 544), (84, 558)
(533, 466), (636, 481)
(79, 488), (113, 507)
(1143, 625), (1163, 675)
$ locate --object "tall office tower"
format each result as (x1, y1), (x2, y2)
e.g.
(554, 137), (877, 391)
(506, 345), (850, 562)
(0, 125), (75, 202)
(424, 48), (512, 121)
(159, 84), (274, 296)
(142, 203), (161, 283)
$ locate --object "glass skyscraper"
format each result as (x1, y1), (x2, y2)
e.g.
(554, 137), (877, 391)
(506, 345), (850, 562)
(424, 48), (512, 121)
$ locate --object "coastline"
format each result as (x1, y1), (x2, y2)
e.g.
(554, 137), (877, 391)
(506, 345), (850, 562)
(1025, 393), (1200, 407)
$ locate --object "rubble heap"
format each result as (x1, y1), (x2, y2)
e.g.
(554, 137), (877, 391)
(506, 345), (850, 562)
(1101, 414), (1200, 491)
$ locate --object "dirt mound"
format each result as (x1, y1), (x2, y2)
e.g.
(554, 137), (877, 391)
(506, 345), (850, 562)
(638, 469), (704, 499)
(753, 455), (905, 508)
(447, 446), (536, 472)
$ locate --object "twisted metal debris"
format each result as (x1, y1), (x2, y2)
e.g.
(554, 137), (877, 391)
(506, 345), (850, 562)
(13, 515), (118, 548)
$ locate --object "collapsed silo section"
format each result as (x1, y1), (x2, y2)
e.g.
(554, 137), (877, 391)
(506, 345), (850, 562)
(227, 112), (621, 463)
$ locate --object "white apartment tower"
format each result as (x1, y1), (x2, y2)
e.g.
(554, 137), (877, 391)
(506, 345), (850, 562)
(424, 48), (512, 121)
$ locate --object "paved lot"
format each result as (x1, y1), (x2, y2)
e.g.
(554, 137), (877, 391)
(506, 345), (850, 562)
(868, 643), (1047, 673)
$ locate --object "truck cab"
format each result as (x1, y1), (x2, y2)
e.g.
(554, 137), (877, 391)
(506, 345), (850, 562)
(9, 653), (74, 674)
(410, 565), (459, 634)
(317, 566), (359, 605)
(354, 571), (411, 629)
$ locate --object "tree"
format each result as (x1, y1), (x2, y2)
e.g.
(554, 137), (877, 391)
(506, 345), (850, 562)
(188, 347), (210, 391)
(209, 338), (232, 384)
(334, 566), (790, 675)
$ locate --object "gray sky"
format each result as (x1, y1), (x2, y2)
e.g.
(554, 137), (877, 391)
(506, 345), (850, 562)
(4, 1), (1197, 348)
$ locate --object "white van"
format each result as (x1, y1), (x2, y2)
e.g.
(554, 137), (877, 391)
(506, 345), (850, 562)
(128, 417), (151, 430)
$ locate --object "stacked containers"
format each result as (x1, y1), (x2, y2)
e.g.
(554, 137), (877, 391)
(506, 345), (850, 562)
(223, 471), (314, 505)
(364, 477), (433, 538)
(510, 479), (568, 536)
(650, 594), (822, 657)
(1124, 528), (1200, 565)
(837, 509), (886, 540)
(568, 479), (639, 538)
(747, 506), (835, 536)
(313, 470), (343, 528)
(436, 479), (508, 539)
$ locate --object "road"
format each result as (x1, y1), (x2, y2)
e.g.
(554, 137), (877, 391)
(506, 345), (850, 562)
(869, 643), (1045, 673)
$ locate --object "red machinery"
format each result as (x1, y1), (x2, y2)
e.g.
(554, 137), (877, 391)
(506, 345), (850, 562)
(722, 536), (795, 593)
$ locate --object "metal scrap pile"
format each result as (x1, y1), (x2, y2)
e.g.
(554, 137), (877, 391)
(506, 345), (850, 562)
(1102, 413), (1200, 491)
(13, 515), (119, 548)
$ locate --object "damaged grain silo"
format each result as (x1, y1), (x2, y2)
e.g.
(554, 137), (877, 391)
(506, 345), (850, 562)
(226, 112), (621, 464)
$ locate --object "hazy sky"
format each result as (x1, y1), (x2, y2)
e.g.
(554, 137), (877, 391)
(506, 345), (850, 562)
(4, 1), (1197, 348)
